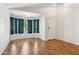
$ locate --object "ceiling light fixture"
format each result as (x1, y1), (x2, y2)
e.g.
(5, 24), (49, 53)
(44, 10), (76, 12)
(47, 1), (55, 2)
(56, 3), (63, 6)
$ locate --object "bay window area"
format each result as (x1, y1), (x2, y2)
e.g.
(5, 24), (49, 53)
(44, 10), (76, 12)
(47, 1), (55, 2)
(10, 16), (40, 39)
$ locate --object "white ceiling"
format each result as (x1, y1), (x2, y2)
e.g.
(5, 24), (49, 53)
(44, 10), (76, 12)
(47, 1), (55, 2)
(6, 3), (57, 14)
(4, 3), (39, 8)
(5, 3), (72, 14)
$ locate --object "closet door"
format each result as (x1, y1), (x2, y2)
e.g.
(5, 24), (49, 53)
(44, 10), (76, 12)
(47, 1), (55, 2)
(18, 19), (24, 34)
(64, 11), (74, 42)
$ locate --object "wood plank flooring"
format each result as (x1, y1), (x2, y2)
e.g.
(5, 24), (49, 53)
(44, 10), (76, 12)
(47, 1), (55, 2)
(2, 38), (79, 55)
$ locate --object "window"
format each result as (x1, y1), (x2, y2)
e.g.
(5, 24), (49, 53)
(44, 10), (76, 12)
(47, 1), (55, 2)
(15, 18), (17, 34)
(18, 19), (24, 33)
(37, 19), (39, 33)
(28, 20), (32, 33)
(10, 17), (24, 34)
(10, 17), (14, 34)
(10, 17), (39, 35)
(28, 19), (39, 33)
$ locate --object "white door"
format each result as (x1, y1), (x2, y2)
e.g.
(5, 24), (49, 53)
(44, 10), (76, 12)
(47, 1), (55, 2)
(47, 16), (56, 39)
(64, 12), (73, 42)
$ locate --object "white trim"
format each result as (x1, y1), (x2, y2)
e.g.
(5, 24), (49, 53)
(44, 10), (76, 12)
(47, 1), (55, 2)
(47, 38), (79, 46)
(13, 18), (15, 34)
(17, 18), (18, 34)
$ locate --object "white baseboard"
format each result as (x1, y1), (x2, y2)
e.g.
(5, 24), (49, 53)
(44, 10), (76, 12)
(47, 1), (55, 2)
(46, 38), (79, 46)
(0, 40), (10, 55)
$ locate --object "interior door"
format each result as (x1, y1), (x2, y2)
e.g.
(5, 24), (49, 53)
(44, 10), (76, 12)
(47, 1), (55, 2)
(65, 13), (73, 42)
(47, 16), (56, 39)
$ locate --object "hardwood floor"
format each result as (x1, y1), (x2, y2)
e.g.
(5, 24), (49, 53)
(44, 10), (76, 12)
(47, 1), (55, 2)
(2, 38), (79, 55)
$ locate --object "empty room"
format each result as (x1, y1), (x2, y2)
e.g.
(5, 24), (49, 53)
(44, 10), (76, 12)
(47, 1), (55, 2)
(0, 3), (79, 55)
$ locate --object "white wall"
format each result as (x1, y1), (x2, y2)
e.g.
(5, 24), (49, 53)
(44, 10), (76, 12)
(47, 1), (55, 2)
(55, 6), (65, 40)
(40, 15), (46, 40)
(0, 4), (10, 54)
(64, 4), (79, 45)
